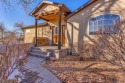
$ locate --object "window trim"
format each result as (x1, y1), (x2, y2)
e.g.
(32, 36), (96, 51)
(88, 13), (121, 35)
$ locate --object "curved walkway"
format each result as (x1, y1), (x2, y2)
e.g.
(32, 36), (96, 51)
(21, 56), (61, 83)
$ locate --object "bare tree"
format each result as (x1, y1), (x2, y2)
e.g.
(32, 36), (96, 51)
(14, 22), (24, 33)
(0, 22), (19, 45)
(14, 22), (24, 43)
(0, 23), (6, 44)
(0, 0), (35, 10)
(14, 22), (24, 29)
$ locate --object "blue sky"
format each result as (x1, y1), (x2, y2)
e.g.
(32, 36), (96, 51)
(0, 0), (89, 31)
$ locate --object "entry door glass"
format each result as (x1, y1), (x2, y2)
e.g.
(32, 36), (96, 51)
(53, 27), (59, 44)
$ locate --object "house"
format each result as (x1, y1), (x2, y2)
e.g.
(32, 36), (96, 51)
(23, 0), (125, 51)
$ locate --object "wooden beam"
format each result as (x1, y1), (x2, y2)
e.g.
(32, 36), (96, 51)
(42, 14), (65, 21)
(38, 16), (49, 21)
(35, 9), (65, 21)
(42, 26), (43, 37)
(41, 14), (58, 21)
(35, 14), (49, 21)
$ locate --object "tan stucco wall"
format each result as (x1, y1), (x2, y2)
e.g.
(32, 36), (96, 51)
(23, 25), (52, 44)
(23, 28), (35, 43)
(66, 0), (125, 46)
(49, 18), (66, 26)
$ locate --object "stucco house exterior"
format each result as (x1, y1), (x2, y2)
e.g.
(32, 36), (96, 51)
(23, 0), (125, 50)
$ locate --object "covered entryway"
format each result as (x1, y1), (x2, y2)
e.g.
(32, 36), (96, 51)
(30, 1), (71, 49)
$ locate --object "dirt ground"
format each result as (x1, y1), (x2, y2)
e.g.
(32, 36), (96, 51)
(42, 55), (125, 83)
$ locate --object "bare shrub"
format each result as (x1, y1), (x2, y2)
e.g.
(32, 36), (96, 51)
(0, 22), (32, 82)
(69, 41), (95, 61)
(77, 41), (94, 60)
(86, 20), (125, 70)
(0, 42), (32, 82)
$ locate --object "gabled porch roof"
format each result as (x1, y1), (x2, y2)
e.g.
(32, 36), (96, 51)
(30, 1), (71, 21)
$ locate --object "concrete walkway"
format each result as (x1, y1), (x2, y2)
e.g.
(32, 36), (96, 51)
(21, 56), (61, 83)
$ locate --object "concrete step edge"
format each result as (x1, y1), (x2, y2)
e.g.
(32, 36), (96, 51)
(29, 52), (47, 59)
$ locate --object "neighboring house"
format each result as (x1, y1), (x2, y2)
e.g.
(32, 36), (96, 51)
(23, 0), (125, 49)
(22, 22), (51, 45)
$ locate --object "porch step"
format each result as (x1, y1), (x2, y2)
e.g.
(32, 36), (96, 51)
(31, 47), (46, 51)
(29, 47), (51, 59)
(31, 49), (48, 54)
(29, 46), (68, 59)
(29, 52), (47, 59)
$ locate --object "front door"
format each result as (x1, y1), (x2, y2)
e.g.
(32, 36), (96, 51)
(52, 25), (65, 45)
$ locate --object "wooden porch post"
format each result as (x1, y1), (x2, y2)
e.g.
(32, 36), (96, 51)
(58, 7), (62, 50)
(35, 19), (38, 47)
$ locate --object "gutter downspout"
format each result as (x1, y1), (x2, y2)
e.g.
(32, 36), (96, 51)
(35, 19), (38, 47)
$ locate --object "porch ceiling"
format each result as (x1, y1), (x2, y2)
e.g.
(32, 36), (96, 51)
(35, 12), (66, 21)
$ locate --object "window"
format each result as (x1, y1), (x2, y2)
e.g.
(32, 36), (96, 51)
(26, 29), (30, 33)
(89, 14), (120, 35)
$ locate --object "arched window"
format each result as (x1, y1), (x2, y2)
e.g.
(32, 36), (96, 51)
(89, 14), (120, 35)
